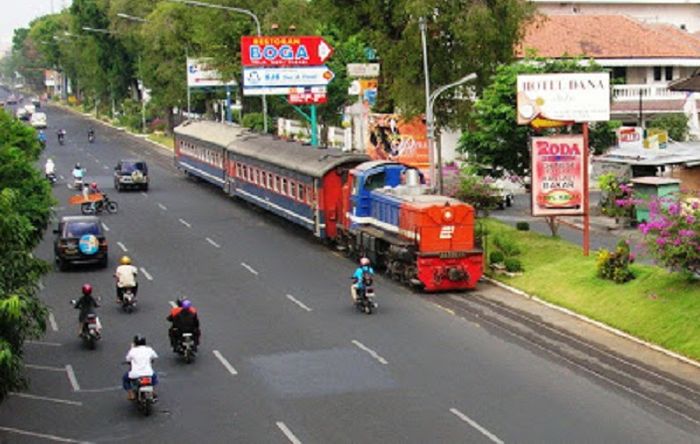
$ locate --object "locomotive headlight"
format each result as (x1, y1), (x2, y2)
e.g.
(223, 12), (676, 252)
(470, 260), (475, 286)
(443, 210), (453, 222)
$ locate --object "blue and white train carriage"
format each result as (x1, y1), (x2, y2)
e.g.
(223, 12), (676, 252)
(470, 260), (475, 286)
(174, 121), (242, 187)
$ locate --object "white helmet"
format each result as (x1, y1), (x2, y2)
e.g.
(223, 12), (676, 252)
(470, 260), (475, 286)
(360, 257), (370, 266)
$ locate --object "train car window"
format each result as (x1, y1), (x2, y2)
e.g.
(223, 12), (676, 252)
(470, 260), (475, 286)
(236, 163), (242, 178)
(274, 176), (280, 192)
(267, 173), (273, 189)
(242, 165), (248, 181)
(260, 171), (266, 188)
(281, 178), (288, 196)
(289, 181), (296, 198)
(253, 169), (259, 185)
(298, 184), (305, 202)
(351, 176), (358, 195)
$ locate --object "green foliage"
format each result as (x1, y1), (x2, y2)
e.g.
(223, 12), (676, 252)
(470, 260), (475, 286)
(242, 112), (273, 132)
(489, 251), (505, 265)
(493, 234), (521, 258)
(598, 173), (634, 220)
(459, 58), (606, 178)
(515, 221), (530, 231)
(504, 257), (523, 273)
(589, 120), (622, 154)
(596, 240), (635, 284)
(116, 98), (143, 132)
(648, 113), (689, 142)
(455, 168), (502, 215)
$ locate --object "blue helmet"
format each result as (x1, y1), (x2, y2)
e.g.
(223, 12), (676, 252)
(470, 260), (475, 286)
(181, 299), (192, 310)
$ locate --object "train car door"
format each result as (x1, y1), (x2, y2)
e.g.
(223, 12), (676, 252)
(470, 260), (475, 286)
(322, 170), (343, 239)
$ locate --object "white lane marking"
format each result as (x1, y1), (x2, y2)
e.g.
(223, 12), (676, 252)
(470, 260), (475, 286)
(101, 222), (110, 232)
(49, 312), (59, 332)
(158, 203), (167, 211)
(0, 426), (88, 443)
(212, 350), (238, 375)
(26, 364), (66, 372)
(65, 364), (80, 391)
(141, 191), (148, 197)
(276, 422), (302, 444)
(168, 301), (177, 308)
(241, 262), (258, 276)
(351, 340), (388, 365)
(77, 386), (121, 393)
(206, 237), (221, 248)
(450, 408), (504, 444)
(38, 281), (45, 290)
(59, 174), (65, 180)
(179, 218), (192, 228)
(9, 392), (83, 407)
(140, 267), (153, 281)
(286, 294), (312, 312)
(117, 241), (128, 252)
(102, 165), (109, 170)
(26, 340), (62, 347)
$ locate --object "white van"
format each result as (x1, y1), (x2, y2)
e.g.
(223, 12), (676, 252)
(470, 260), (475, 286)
(30, 112), (47, 129)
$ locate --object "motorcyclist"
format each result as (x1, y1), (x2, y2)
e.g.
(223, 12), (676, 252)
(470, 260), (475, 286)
(44, 158), (55, 177)
(167, 298), (200, 349)
(56, 128), (66, 142)
(72, 163), (85, 181)
(73, 284), (100, 336)
(351, 257), (375, 304)
(114, 256), (138, 303)
(88, 127), (95, 141)
(38, 130), (47, 146)
(123, 335), (158, 401)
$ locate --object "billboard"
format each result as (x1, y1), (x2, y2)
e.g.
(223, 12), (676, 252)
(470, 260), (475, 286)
(241, 36), (333, 67)
(531, 135), (585, 216)
(517, 73), (610, 124)
(187, 58), (236, 88)
(366, 114), (429, 175)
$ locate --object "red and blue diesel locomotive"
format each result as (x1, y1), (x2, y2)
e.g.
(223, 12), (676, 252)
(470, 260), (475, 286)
(174, 121), (483, 291)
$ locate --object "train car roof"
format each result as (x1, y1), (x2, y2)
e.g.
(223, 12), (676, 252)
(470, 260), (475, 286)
(174, 120), (249, 147)
(228, 133), (370, 178)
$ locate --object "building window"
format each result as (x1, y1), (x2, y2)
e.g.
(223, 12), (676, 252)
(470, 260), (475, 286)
(612, 67), (626, 83)
(665, 66), (674, 81)
(654, 66), (662, 82)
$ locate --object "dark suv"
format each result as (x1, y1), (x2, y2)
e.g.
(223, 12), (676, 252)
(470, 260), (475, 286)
(114, 159), (149, 191)
(54, 216), (108, 270)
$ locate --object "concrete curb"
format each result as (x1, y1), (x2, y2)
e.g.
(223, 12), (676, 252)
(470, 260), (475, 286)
(484, 276), (700, 370)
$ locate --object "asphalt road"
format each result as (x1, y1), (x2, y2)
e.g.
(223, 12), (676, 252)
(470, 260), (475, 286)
(0, 100), (698, 443)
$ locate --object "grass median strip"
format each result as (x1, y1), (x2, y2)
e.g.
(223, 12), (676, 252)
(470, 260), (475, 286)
(483, 219), (700, 361)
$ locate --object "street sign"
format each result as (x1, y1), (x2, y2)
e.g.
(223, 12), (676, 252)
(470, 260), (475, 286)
(243, 66), (335, 89)
(288, 91), (327, 105)
(243, 86), (327, 96)
(241, 36), (334, 67)
(187, 58), (236, 87)
(347, 63), (380, 78)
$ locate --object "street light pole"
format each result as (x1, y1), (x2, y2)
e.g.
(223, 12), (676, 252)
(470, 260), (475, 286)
(168, 0), (268, 134)
(419, 17), (434, 189)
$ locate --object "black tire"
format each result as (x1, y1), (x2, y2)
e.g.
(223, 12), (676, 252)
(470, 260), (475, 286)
(88, 337), (96, 350)
(365, 304), (372, 315)
(100, 255), (108, 269)
(106, 201), (118, 213)
(81, 202), (95, 215)
(142, 183), (149, 192)
(185, 350), (193, 364)
(143, 399), (152, 416)
(115, 182), (121, 192)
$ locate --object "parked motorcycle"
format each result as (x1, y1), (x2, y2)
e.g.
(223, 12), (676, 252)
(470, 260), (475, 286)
(120, 287), (137, 313)
(81, 195), (119, 215)
(173, 332), (197, 364)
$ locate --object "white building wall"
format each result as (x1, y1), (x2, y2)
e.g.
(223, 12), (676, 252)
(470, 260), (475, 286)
(534, 2), (700, 32)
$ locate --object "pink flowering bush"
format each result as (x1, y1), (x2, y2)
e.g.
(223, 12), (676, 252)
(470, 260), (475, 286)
(620, 193), (700, 276)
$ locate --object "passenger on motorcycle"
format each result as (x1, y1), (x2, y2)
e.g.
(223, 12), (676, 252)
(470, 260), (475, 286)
(38, 130), (47, 146)
(351, 257), (375, 303)
(123, 335), (158, 400)
(167, 298), (200, 348)
(72, 163), (85, 181)
(114, 256), (138, 303)
(44, 158), (55, 176)
(74, 284), (101, 336)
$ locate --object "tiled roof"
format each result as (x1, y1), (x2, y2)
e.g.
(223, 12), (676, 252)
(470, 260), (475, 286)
(517, 15), (700, 59)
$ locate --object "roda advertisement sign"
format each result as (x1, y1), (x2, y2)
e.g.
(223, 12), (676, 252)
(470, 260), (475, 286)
(531, 135), (585, 216)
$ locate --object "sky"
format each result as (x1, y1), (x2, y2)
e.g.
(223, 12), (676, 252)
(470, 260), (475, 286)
(0, 0), (72, 54)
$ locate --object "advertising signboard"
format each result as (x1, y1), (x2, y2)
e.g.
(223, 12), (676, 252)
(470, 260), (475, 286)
(347, 63), (380, 77)
(187, 58), (236, 87)
(517, 72), (610, 124)
(243, 66), (335, 89)
(243, 86), (327, 96)
(531, 135), (585, 216)
(288, 91), (327, 105)
(241, 36), (333, 67)
(366, 113), (430, 178)
(616, 127), (644, 149)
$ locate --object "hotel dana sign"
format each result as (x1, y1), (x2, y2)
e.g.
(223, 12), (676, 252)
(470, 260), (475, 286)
(516, 73), (610, 124)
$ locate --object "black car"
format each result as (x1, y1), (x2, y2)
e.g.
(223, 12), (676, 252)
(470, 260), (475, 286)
(54, 216), (108, 270)
(114, 159), (149, 191)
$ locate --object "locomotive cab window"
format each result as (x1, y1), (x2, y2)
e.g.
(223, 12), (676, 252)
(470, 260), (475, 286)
(365, 172), (386, 191)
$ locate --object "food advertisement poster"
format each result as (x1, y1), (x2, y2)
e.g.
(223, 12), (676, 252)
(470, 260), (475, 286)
(366, 113), (429, 179)
(531, 135), (585, 216)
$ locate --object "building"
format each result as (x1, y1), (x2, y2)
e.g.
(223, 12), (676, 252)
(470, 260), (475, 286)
(517, 14), (700, 130)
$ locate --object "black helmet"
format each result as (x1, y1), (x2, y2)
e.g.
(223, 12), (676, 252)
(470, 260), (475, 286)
(133, 335), (146, 346)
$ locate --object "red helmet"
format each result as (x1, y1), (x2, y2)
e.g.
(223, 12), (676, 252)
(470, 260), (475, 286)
(81, 283), (92, 295)
(90, 182), (98, 190)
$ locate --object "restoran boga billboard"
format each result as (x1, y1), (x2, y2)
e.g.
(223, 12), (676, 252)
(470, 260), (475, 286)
(531, 135), (585, 216)
(517, 73), (610, 124)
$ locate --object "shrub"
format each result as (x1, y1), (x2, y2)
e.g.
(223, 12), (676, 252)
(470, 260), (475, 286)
(596, 240), (635, 284)
(489, 251), (505, 265)
(504, 257), (523, 273)
(493, 234), (521, 258)
(455, 171), (502, 216)
(649, 113), (689, 141)
(515, 221), (530, 231)
(242, 112), (272, 132)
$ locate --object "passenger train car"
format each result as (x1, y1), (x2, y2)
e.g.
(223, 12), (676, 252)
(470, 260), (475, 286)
(174, 121), (483, 291)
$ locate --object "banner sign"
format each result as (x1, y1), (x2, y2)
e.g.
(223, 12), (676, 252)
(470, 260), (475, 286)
(243, 86), (327, 96)
(243, 66), (334, 89)
(517, 73), (610, 124)
(187, 58), (236, 87)
(241, 36), (334, 67)
(288, 91), (327, 105)
(616, 127), (644, 149)
(531, 135), (585, 216)
(366, 114), (429, 178)
(347, 63), (380, 77)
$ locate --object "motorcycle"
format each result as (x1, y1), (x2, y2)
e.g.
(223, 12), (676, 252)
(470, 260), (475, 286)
(81, 194), (119, 215)
(58, 133), (65, 146)
(173, 332), (197, 364)
(71, 300), (102, 349)
(46, 172), (57, 185)
(128, 374), (156, 416)
(354, 277), (378, 315)
(119, 287), (137, 313)
(88, 132), (95, 143)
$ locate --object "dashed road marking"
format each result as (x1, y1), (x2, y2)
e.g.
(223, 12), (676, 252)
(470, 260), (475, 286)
(101, 222), (110, 232)
(286, 294), (312, 312)
(103, 165), (109, 170)
(38, 281), (45, 290)
(141, 191), (148, 197)
(140, 267), (153, 281)
(179, 218), (192, 228)
(49, 312), (59, 332)
(206, 237), (221, 248)
(65, 364), (80, 391)
(8, 393), (82, 407)
(0, 426), (88, 443)
(351, 340), (388, 365)
(117, 241), (128, 252)
(158, 203), (167, 211)
(241, 262), (258, 276)
(276, 422), (302, 444)
(26, 340), (62, 347)
(59, 175), (65, 180)
(26, 364), (66, 372)
(435, 305), (455, 316)
(450, 408), (504, 444)
(212, 350), (238, 375)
